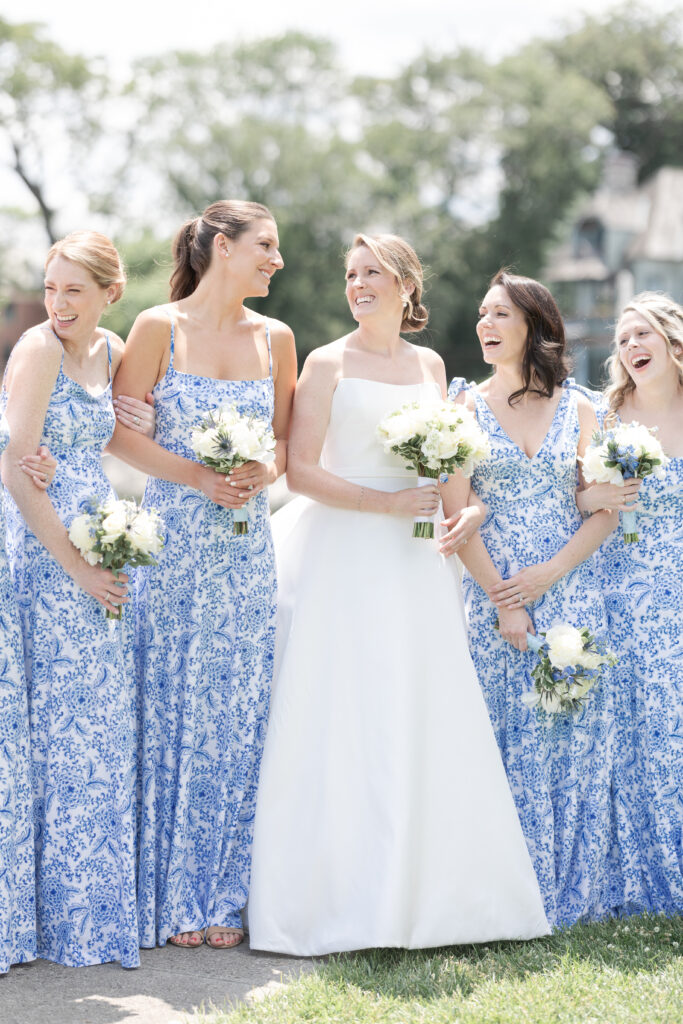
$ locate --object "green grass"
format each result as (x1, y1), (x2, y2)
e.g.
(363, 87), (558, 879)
(202, 914), (683, 1024)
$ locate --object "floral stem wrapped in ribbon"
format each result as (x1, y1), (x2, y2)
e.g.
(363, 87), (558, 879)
(377, 399), (490, 539)
(191, 404), (276, 535)
(520, 623), (617, 714)
(69, 497), (165, 619)
(580, 421), (669, 542)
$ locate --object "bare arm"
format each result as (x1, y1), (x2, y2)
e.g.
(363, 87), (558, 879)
(286, 347), (439, 518)
(2, 331), (127, 614)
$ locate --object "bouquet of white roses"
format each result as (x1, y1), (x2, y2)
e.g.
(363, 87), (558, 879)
(580, 421), (669, 542)
(69, 497), (164, 619)
(377, 399), (490, 538)
(191, 404), (276, 535)
(521, 624), (617, 715)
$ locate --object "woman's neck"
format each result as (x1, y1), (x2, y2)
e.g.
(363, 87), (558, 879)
(181, 269), (247, 331)
(626, 373), (682, 417)
(353, 318), (404, 358)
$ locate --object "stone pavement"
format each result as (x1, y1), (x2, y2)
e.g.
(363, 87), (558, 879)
(0, 943), (314, 1024)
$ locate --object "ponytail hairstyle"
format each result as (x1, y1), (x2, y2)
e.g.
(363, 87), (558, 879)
(605, 291), (683, 420)
(169, 199), (275, 301)
(346, 233), (429, 332)
(46, 231), (126, 303)
(488, 269), (569, 406)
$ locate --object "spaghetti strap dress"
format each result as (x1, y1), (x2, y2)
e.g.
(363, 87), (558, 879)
(1, 335), (139, 968)
(135, 311), (277, 946)
(0, 413), (36, 973)
(448, 377), (617, 927)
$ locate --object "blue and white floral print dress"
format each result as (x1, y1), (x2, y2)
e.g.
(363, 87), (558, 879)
(1, 338), (139, 968)
(0, 414), (36, 974)
(592, 413), (683, 913)
(448, 378), (617, 927)
(135, 312), (276, 946)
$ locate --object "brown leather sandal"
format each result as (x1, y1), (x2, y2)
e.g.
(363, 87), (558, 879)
(205, 926), (244, 949)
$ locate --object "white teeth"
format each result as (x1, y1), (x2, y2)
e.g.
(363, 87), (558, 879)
(56, 314), (76, 321)
(632, 356), (650, 368)
(356, 296), (374, 304)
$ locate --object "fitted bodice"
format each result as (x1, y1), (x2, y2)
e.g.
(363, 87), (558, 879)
(448, 378), (583, 562)
(321, 378), (441, 481)
(151, 317), (274, 459)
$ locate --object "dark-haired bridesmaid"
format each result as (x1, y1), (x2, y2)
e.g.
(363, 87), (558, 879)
(448, 270), (619, 927)
(109, 201), (296, 950)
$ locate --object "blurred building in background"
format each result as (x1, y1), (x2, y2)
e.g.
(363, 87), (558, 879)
(544, 151), (683, 386)
(0, 293), (44, 373)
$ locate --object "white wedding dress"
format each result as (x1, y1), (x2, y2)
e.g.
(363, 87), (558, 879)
(248, 378), (549, 955)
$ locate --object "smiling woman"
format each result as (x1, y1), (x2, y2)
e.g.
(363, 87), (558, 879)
(107, 199), (297, 952)
(448, 268), (622, 928)
(0, 230), (140, 968)
(580, 292), (683, 917)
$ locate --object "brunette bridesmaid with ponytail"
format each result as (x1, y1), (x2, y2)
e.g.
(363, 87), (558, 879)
(109, 201), (297, 950)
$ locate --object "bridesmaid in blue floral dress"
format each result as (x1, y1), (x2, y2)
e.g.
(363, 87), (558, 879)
(448, 270), (620, 927)
(1, 232), (139, 967)
(577, 293), (683, 914)
(0, 414), (37, 973)
(110, 200), (296, 949)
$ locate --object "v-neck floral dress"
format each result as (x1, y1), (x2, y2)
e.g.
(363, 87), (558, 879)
(448, 378), (617, 927)
(0, 414), (36, 973)
(135, 312), (277, 947)
(1, 337), (139, 968)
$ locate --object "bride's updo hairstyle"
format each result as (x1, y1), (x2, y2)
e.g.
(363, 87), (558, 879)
(605, 292), (683, 418)
(46, 231), (126, 303)
(170, 199), (275, 301)
(347, 233), (429, 332)
(488, 269), (569, 407)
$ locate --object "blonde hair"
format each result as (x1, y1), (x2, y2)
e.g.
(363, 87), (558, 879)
(605, 292), (683, 417)
(46, 231), (126, 303)
(346, 233), (428, 332)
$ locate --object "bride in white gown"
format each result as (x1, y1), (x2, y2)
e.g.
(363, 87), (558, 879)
(248, 234), (549, 955)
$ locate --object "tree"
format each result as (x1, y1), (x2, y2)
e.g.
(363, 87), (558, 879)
(547, 3), (683, 180)
(0, 18), (109, 243)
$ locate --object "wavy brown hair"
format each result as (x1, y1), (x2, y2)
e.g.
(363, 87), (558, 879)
(487, 269), (569, 406)
(346, 233), (429, 333)
(605, 292), (683, 420)
(170, 199), (275, 301)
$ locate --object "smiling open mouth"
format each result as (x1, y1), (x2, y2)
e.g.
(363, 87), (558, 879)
(632, 355), (651, 369)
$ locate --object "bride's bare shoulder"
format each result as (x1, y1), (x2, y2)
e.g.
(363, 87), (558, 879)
(301, 335), (353, 382)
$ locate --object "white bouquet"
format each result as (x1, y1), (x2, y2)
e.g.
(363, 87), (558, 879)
(377, 399), (490, 538)
(69, 497), (164, 619)
(191, 404), (276, 535)
(521, 624), (617, 714)
(580, 421), (669, 542)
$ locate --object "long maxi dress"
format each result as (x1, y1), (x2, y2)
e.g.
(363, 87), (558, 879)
(0, 413), (36, 973)
(248, 377), (550, 955)
(1, 337), (139, 968)
(135, 312), (277, 947)
(448, 377), (617, 927)
(589, 404), (683, 913)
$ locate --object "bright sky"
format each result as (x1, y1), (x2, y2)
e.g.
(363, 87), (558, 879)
(5, 0), (682, 73)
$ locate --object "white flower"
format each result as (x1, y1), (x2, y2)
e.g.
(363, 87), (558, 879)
(191, 426), (221, 461)
(129, 510), (163, 556)
(544, 623), (586, 670)
(580, 443), (623, 485)
(69, 513), (98, 555)
(99, 504), (129, 545)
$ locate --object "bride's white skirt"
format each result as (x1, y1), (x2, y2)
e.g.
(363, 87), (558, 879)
(248, 491), (549, 955)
